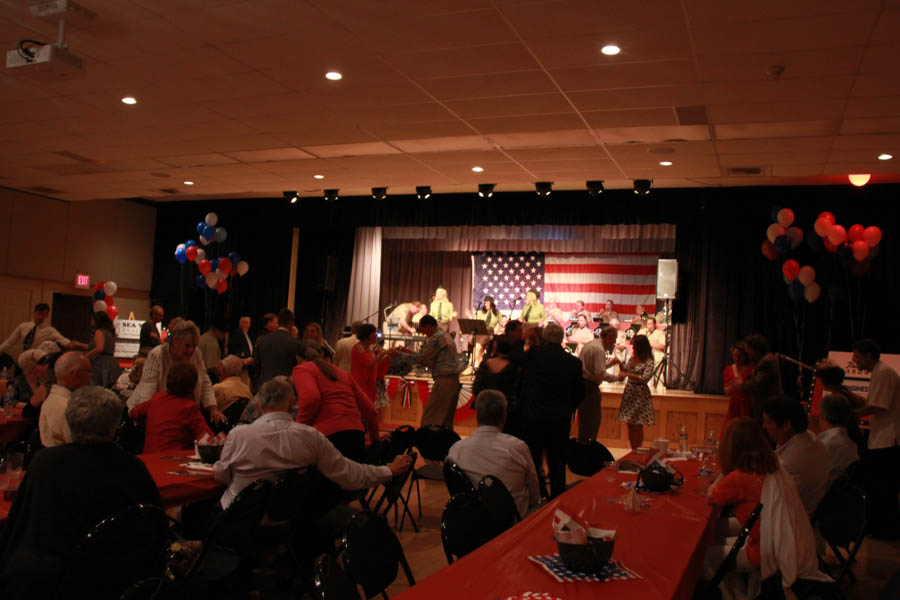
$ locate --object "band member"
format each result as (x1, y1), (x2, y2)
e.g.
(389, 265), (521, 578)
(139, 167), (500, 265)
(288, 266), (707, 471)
(430, 286), (456, 332)
(598, 299), (618, 322)
(520, 289), (545, 326)
(473, 296), (501, 368)
(566, 313), (595, 356)
(544, 297), (566, 325)
(637, 317), (666, 367)
(383, 301), (422, 347)
(570, 300), (591, 322)
(631, 304), (649, 326)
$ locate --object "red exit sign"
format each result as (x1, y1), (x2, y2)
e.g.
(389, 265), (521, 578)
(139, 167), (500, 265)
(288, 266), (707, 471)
(74, 273), (91, 289)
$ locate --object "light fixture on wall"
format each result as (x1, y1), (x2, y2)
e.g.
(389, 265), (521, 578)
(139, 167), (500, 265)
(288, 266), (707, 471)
(416, 186), (432, 199)
(586, 180), (604, 196)
(535, 181), (553, 196)
(848, 174), (871, 187)
(478, 183), (495, 198)
(371, 187), (388, 200)
(633, 179), (652, 196)
(324, 189), (339, 202)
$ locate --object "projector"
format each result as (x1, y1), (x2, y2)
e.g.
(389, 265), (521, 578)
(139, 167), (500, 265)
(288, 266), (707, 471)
(5, 44), (85, 80)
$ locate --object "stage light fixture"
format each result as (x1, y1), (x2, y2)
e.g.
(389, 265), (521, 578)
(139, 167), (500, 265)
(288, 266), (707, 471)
(324, 189), (339, 202)
(586, 180), (604, 196)
(371, 187), (388, 200)
(478, 183), (495, 198)
(535, 181), (553, 196)
(633, 179), (652, 196)
(283, 191), (299, 204)
(416, 186), (432, 199)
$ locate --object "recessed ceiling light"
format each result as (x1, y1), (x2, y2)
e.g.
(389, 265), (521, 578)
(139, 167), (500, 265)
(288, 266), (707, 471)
(313, 174), (324, 179)
(659, 161), (673, 166)
(121, 96), (137, 105)
(183, 181), (194, 185)
(472, 166), (484, 173)
(325, 71), (343, 81)
(877, 153), (893, 160)
(601, 45), (621, 56)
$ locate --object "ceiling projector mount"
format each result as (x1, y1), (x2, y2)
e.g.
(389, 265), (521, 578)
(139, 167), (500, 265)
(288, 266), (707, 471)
(5, 0), (96, 80)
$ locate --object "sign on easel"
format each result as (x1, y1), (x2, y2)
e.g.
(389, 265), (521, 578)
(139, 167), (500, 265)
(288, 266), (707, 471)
(114, 318), (146, 359)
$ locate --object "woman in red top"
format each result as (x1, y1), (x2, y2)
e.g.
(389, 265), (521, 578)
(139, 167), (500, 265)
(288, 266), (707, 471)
(349, 324), (394, 410)
(722, 342), (754, 427)
(294, 339), (381, 462)
(701, 417), (780, 590)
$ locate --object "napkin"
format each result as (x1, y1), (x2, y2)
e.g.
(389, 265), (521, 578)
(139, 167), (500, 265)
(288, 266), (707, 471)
(552, 505), (615, 544)
(528, 554), (642, 583)
(182, 461), (214, 472)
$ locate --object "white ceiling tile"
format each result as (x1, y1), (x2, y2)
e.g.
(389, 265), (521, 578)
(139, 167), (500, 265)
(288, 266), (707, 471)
(715, 120), (839, 139)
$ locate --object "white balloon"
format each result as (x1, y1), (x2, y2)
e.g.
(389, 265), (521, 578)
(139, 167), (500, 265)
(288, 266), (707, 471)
(93, 300), (107, 313)
(199, 235), (210, 246)
(205, 272), (218, 288)
(205, 212), (218, 227)
(176, 243), (186, 252)
(214, 227), (227, 243)
(194, 248), (206, 263)
(236, 261), (249, 276)
(216, 268), (226, 281)
(103, 281), (117, 297)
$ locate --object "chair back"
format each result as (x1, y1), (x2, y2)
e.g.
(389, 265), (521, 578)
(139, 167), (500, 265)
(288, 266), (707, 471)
(222, 397), (250, 425)
(478, 475), (520, 534)
(207, 479), (272, 549)
(565, 438), (614, 477)
(341, 510), (415, 599)
(440, 493), (496, 564)
(389, 425), (416, 458)
(704, 503), (763, 596)
(373, 452), (417, 515)
(313, 553), (362, 600)
(443, 461), (476, 496)
(116, 417), (146, 454)
(414, 425), (461, 462)
(814, 477), (867, 548)
(59, 504), (169, 599)
(267, 467), (344, 524)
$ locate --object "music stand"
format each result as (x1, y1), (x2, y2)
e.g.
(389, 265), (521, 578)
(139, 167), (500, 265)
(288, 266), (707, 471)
(456, 319), (490, 337)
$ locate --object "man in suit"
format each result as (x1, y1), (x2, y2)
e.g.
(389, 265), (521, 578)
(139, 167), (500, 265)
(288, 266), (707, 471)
(227, 316), (254, 365)
(253, 308), (300, 389)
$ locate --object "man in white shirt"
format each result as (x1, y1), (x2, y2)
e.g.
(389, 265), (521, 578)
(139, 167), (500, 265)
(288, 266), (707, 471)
(39, 352), (93, 447)
(0, 303), (87, 367)
(851, 339), (900, 537)
(447, 390), (540, 518)
(333, 322), (362, 372)
(213, 377), (411, 509)
(818, 394), (860, 487)
(762, 395), (829, 517)
(577, 326), (624, 442)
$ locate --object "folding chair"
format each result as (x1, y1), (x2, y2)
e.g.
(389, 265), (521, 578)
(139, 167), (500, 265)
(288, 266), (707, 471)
(314, 553), (361, 600)
(478, 475), (521, 536)
(440, 493), (496, 564)
(372, 452), (419, 533)
(697, 503), (762, 600)
(813, 477), (868, 585)
(405, 425), (460, 520)
(443, 460), (476, 496)
(341, 511), (415, 599)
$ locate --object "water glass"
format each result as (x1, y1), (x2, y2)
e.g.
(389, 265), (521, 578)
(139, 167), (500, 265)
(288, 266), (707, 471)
(6, 452), (24, 474)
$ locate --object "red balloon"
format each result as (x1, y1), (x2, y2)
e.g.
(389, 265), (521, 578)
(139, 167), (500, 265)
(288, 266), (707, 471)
(216, 279), (228, 294)
(824, 238), (838, 252)
(827, 224), (847, 245)
(818, 212), (835, 225)
(94, 281), (105, 292)
(198, 259), (211, 275)
(852, 240), (869, 261)
(863, 225), (882, 247)
(761, 240), (778, 261)
(847, 224), (865, 243)
(218, 257), (232, 276)
(106, 305), (118, 320)
(782, 259), (800, 282)
(185, 246), (198, 262)
(105, 295), (114, 306)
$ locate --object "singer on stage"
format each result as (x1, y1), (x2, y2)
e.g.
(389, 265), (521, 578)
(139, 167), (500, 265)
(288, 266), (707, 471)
(520, 288), (545, 325)
(430, 286), (456, 332)
(473, 296), (501, 368)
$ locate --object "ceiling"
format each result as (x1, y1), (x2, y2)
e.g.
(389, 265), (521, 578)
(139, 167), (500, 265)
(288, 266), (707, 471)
(2, 0), (900, 202)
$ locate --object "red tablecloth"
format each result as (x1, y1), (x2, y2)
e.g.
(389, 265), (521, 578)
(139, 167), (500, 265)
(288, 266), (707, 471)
(395, 459), (717, 600)
(0, 405), (31, 444)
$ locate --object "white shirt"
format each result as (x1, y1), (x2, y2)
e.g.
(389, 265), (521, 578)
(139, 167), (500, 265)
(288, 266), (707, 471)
(866, 360), (900, 450)
(39, 384), (72, 447)
(818, 426), (860, 486)
(333, 335), (357, 372)
(213, 412), (392, 509)
(447, 425), (540, 518)
(580, 338), (618, 384)
(129, 344), (216, 410)
(0, 321), (70, 357)
(776, 429), (830, 517)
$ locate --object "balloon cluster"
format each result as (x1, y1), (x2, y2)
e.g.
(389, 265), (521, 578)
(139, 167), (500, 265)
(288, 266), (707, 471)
(761, 208), (803, 259)
(781, 261), (820, 303)
(92, 281), (120, 320)
(808, 212), (882, 273)
(174, 212), (250, 294)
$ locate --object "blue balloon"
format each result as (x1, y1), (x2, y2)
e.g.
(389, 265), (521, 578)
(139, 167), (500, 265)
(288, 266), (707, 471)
(210, 258), (219, 272)
(93, 289), (105, 301)
(827, 285), (846, 303)
(228, 251), (241, 265)
(196, 221), (206, 234)
(175, 247), (187, 264)
(196, 274), (206, 289)
(806, 230), (823, 251)
(788, 280), (804, 302)
(774, 234), (791, 255)
(185, 240), (197, 248)
(203, 224), (215, 241)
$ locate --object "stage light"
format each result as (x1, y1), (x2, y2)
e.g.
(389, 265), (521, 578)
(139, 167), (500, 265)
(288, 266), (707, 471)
(535, 181), (553, 196)
(848, 174), (871, 187)
(478, 183), (495, 198)
(633, 179), (652, 196)
(283, 191), (299, 204)
(416, 186), (432, 199)
(324, 189), (339, 202)
(371, 187), (388, 200)
(586, 180), (604, 196)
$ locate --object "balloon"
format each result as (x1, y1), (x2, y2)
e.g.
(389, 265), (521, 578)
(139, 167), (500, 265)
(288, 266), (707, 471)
(782, 259), (800, 282)
(797, 266), (816, 286)
(195, 248), (206, 263)
(205, 272), (218, 288)
(214, 227), (227, 243)
(814, 218), (831, 237)
(104, 295), (114, 306)
(818, 212), (835, 225)
(767, 223), (786, 243)
(218, 257), (232, 275)
(847, 224), (865, 243)
(94, 281), (104, 292)
(788, 280), (804, 302)
(786, 227), (803, 248)
(776, 208), (794, 227)
(196, 221), (206, 234)
(215, 268), (226, 281)
(103, 281), (117, 297)
(863, 226), (882, 247)
(827, 224), (847, 245)
(824, 238), (837, 253)
(827, 285), (846, 303)
(198, 259), (211, 275)
(216, 279), (228, 294)
(199, 235), (210, 246)
(804, 282), (821, 303)
(210, 258), (219, 273)
(93, 300), (107, 313)
(774, 235), (791, 255)
(205, 212), (218, 227)
(93, 289), (105, 301)
(106, 305), (118, 320)
(185, 240), (197, 248)
(175, 244), (187, 264)
(806, 230), (823, 251)
(227, 251), (241, 265)
(185, 246), (198, 262)
(236, 261), (249, 276)
(195, 274), (206, 289)
(202, 225), (215, 241)
(852, 240), (869, 261)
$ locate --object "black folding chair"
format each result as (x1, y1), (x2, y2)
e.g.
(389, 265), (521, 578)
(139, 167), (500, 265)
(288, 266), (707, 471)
(440, 493), (496, 564)
(406, 425), (461, 520)
(373, 452), (419, 533)
(478, 475), (521, 535)
(813, 477), (868, 585)
(443, 460), (476, 496)
(314, 553), (362, 600)
(222, 397), (250, 425)
(362, 425), (416, 507)
(56, 504), (170, 599)
(341, 511), (415, 599)
(565, 438), (614, 477)
(697, 503), (762, 600)
(116, 417), (146, 454)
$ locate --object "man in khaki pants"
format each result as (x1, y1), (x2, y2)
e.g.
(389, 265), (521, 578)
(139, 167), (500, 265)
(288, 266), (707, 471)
(577, 326), (624, 442)
(408, 315), (460, 429)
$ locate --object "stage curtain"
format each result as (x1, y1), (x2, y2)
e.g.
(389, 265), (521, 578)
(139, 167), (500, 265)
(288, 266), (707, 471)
(345, 226), (382, 326)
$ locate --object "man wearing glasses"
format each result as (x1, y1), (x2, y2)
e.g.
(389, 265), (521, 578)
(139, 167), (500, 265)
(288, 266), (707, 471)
(39, 352), (93, 447)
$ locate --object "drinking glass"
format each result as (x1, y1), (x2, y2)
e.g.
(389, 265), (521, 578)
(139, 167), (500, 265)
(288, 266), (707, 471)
(6, 452), (23, 474)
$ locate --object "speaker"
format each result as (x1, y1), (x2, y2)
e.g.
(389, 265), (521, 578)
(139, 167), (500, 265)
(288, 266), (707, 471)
(656, 259), (678, 299)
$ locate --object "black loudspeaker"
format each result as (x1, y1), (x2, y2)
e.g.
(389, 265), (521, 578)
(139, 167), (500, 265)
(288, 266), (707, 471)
(656, 259), (678, 299)
(317, 256), (338, 291)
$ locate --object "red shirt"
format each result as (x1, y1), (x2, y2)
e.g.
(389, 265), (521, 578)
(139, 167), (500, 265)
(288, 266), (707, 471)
(709, 470), (765, 567)
(129, 391), (213, 453)
(350, 343), (388, 404)
(292, 361), (380, 442)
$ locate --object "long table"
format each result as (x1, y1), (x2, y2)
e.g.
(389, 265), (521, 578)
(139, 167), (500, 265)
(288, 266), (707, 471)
(395, 458), (717, 600)
(0, 405), (32, 444)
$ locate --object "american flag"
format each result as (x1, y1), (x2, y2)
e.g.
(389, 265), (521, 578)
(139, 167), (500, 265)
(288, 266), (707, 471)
(473, 252), (545, 312)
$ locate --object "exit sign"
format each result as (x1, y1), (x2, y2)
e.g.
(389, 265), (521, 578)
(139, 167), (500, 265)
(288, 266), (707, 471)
(74, 273), (91, 289)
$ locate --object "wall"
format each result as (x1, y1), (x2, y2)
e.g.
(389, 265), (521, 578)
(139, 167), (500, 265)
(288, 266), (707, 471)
(0, 187), (156, 350)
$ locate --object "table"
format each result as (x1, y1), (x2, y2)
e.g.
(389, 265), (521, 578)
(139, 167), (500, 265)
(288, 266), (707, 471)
(0, 405), (32, 444)
(395, 459), (717, 600)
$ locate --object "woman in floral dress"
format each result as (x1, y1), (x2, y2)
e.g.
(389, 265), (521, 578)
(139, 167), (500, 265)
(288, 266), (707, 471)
(618, 335), (655, 451)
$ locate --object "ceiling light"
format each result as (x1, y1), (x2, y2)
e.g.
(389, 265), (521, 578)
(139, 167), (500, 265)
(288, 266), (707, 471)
(659, 161), (673, 166)
(121, 96), (137, 105)
(848, 174), (871, 187)
(478, 183), (495, 198)
(535, 181), (553, 197)
(416, 186), (432, 199)
(313, 174), (324, 179)
(283, 190), (299, 204)
(601, 45), (621, 56)
(183, 181), (194, 186)
(586, 180), (604, 196)
(633, 179), (652, 196)
(371, 186), (387, 200)
(324, 189), (339, 202)
(325, 71), (342, 81)
(878, 153), (893, 160)
(472, 166), (484, 173)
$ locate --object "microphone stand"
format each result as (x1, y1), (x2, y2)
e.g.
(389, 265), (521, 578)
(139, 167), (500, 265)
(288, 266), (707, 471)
(361, 301), (396, 325)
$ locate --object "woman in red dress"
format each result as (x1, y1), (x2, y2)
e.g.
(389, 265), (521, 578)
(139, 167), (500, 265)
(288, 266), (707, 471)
(722, 342), (753, 426)
(350, 323), (395, 406)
